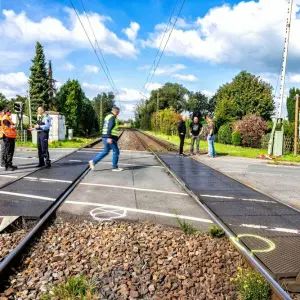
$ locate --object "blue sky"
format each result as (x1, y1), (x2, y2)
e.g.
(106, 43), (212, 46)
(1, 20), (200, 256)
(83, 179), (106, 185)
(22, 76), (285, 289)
(1, 0), (300, 119)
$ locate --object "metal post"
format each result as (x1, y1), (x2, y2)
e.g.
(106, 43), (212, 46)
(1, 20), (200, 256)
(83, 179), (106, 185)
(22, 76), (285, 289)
(278, 0), (293, 118)
(27, 90), (32, 128)
(294, 94), (299, 156)
(99, 95), (103, 133)
(156, 91), (159, 131)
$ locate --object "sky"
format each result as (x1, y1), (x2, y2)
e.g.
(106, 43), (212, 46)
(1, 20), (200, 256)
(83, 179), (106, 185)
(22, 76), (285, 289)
(1, 0), (300, 120)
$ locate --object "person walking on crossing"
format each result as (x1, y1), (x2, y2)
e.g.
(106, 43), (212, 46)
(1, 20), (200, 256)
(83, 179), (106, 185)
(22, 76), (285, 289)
(2, 108), (17, 171)
(0, 110), (5, 168)
(89, 107), (123, 171)
(30, 107), (52, 168)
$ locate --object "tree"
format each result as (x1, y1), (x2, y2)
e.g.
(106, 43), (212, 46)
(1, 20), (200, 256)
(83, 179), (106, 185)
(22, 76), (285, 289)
(186, 92), (208, 120)
(29, 42), (49, 112)
(208, 94), (217, 116)
(0, 93), (8, 110)
(48, 60), (56, 109)
(286, 88), (300, 122)
(93, 92), (116, 122)
(80, 98), (99, 136)
(214, 71), (274, 127)
(55, 80), (85, 134)
(149, 83), (189, 113)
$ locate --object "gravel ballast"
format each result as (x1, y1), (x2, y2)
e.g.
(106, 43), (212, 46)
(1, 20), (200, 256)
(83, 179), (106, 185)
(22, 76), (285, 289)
(1, 220), (245, 299)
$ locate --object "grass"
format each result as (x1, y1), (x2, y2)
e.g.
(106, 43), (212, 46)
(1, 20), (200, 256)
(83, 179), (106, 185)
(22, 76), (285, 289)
(174, 209), (200, 235)
(41, 276), (96, 300)
(146, 131), (300, 162)
(208, 224), (225, 238)
(16, 137), (97, 149)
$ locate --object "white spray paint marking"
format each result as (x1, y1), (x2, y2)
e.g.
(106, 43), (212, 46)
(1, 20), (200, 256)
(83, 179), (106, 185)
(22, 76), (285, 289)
(25, 177), (72, 184)
(0, 174), (18, 178)
(0, 191), (55, 201)
(90, 207), (127, 221)
(199, 194), (275, 203)
(69, 160), (82, 162)
(80, 183), (188, 196)
(13, 157), (36, 160)
(65, 201), (213, 224)
(238, 224), (300, 235)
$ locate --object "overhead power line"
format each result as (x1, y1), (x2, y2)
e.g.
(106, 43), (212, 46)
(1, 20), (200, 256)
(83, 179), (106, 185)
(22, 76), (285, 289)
(140, 0), (179, 95)
(79, 0), (119, 96)
(140, 0), (186, 95)
(69, 0), (119, 102)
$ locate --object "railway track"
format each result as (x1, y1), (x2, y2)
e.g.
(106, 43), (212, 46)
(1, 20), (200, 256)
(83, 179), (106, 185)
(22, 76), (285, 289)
(132, 130), (292, 299)
(0, 137), (101, 281)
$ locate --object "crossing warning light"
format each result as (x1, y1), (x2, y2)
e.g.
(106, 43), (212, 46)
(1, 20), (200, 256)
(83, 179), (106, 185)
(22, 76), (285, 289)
(14, 102), (24, 113)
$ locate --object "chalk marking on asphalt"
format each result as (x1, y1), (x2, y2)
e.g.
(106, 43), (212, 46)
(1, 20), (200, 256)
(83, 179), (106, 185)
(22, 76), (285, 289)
(236, 234), (276, 254)
(0, 174), (18, 178)
(65, 201), (213, 224)
(25, 177), (72, 183)
(69, 159), (82, 162)
(80, 183), (188, 196)
(0, 191), (55, 201)
(199, 194), (275, 203)
(90, 207), (126, 221)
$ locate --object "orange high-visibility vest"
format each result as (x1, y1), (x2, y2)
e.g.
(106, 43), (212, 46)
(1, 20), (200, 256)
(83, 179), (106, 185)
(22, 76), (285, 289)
(0, 115), (3, 139)
(2, 115), (17, 139)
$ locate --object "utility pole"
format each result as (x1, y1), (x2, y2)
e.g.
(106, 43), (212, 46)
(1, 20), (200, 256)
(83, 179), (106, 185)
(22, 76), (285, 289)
(156, 90), (159, 131)
(99, 94), (103, 133)
(294, 94), (299, 156)
(27, 90), (32, 128)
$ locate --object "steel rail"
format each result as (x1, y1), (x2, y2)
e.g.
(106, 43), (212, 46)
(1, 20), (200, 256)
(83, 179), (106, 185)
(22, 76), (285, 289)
(0, 131), (126, 281)
(133, 130), (291, 300)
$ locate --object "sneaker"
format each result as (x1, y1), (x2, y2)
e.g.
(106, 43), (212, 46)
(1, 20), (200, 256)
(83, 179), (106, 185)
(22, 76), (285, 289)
(112, 168), (123, 172)
(89, 160), (95, 170)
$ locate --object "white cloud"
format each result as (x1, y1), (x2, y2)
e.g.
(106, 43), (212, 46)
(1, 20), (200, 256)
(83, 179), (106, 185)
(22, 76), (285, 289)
(172, 73), (197, 82)
(288, 73), (300, 83)
(0, 72), (28, 98)
(82, 82), (110, 91)
(119, 88), (149, 102)
(201, 90), (215, 98)
(138, 65), (151, 70)
(63, 62), (75, 71)
(145, 82), (162, 91)
(122, 21), (140, 41)
(84, 65), (99, 73)
(145, 0), (300, 71)
(155, 64), (186, 75)
(0, 8), (137, 70)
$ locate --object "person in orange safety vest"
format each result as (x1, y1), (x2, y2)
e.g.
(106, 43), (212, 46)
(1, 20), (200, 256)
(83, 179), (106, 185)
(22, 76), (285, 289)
(0, 110), (5, 168)
(2, 108), (17, 171)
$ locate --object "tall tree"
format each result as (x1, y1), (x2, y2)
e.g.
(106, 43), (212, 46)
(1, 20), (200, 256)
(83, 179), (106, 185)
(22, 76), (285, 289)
(55, 79), (85, 134)
(29, 42), (49, 113)
(80, 98), (99, 136)
(186, 92), (208, 120)
(0, 93), (9, 110)
(208, 94), (217, 116)
(48, 60), (56, 109)
(214, 70), (274, 127)
(286, 87), (300, 122)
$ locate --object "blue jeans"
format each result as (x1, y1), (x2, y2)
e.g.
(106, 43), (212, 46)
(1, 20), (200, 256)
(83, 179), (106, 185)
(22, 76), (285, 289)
(207, 135), (216, 157)
(92, 138), (119, 169)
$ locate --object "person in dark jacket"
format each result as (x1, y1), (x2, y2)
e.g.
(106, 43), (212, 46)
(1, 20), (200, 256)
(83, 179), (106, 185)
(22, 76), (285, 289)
(89, 107), (123, 171)
(178, 115), (187, 156)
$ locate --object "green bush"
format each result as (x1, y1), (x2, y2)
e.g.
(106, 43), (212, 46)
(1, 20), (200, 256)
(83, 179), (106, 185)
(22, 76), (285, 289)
(231, 267), (271, 300)
(208, 224), (225, 238)
(283, 120), (295, 137)
(260, 133), (271, 149)
(174, 210), (200, 235)
(41, 276), (96, 300)
(232, 131), (241, 146)
(218, 123), (232, 144)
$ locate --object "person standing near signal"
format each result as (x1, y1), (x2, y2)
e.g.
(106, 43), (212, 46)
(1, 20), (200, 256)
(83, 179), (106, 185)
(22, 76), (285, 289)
(89, 107), (123, 171)
(30, 107), (52, 168)
(1, 108), (17, 171)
